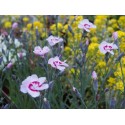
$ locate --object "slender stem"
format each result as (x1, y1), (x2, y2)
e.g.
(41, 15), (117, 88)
(80, 97), (87, 109)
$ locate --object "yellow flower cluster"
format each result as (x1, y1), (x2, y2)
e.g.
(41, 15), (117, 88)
(118, 16), (125, 28)
(4, 21), (12, 28)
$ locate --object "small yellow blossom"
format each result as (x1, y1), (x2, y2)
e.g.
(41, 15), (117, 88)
(4, 21), (12, 28)
(27, 23), (32, 30)
(91, 37), (98, 43)
(98, 61), (106, 68)
(50, 23), (63, 31)
(33, 21), (43, 29)
(114, 81), (124, 91)
(117, 31), (125, 38)
(23, 17), (29, 22)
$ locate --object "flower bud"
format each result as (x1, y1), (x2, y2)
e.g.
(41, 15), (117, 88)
(12, 22), (18, 29)
(112, 32), (118, 41)
(92, 71), (97, 80)
(6, 62), (13, 69)
(43, 98), (51, 109)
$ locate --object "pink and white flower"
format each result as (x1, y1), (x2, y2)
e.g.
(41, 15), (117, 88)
(92, 71), (97, 80)
(99, 41), (118, 55)
(20, 74), (49, 98)
(46, 35), (63, 46)
(48, 56), (68, 71)
(78, 19), (96, 32)
(17, 50), (26, 59)
(33, 46), (50, 58)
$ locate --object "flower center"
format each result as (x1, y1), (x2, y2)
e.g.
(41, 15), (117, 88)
(103, 45), (113, 51)
(53, 61), (62, 67)
(84, 24), (91, 29)
(28, 81), (42, 92)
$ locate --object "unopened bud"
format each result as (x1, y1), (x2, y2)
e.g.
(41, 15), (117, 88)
(43, 97), (47, 102)
(112, 32), (118, 41)
(92, 71), (97, 80)
(86, 39), (89, 45)
(72, 86), (76, 92)
(6, 62), (13, 69)
(43, 98), (51, 109)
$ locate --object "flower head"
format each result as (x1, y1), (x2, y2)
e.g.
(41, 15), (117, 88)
(20, 74), (49, 98)
(92, 71), (97, 80)
(17, 50), (26, 59)
(46, 35), (63, 46)
(48, 56), (68, 71)
(78, 19), (96, 32)
(33, 46), (50, 58)
(99, 41), (118, 55)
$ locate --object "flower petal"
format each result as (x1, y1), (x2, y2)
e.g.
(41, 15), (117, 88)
(57, 65), (65, 71)
(27, 89), (40, 98)
(37, 84), (49, 91)
(20, 84), (27, 93)
(39, 77), (46, 84)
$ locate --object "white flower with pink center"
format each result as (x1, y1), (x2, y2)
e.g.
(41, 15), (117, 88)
(48, 56), (69, 71)
(92, 71), (97, 80)
(20, 74), (49, 98)
(78, 19), (96, 32)
(46, 35), (63, 46)
(33, 46), (50, 58)
(99, 41), (118, 55)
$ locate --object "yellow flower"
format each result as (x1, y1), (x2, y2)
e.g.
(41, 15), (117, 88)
(4, 21), (12, 28)
(118, 16), (125, 22)
(114, 71), (122, 77)
(69, 68), (80, 75)
(27, 23), (32, 30)
(71, 21), (79, 28)
(96, 50), (105, 57)
(117, 30), (125, 38)
(50, 23), (63, 31)
(108, 77), (116, 86)
(107, 27), (114, 33)
(94, 19), (102, 26)
(108, 19), (117, 25)
(69, 68), (75, 74)
(91, 37), (98, 43)
(114, 81), (124, 91)
(69, 16), (75, 21)
(75, 16), (83, 22)
(122, 57), (125, 64)
(98, 61), (106, 68)
(33, 21), (43, 29)
(74, 33), (82, 41)
(118, 16), (125, 27)
(112, 24), (119, 29)
(96, 15), (108, 20)
(63, 24), (68, 32)
(90, 28), (96, 34)
(88, 43), (99, 52)
(23, 17), (29, 22)
(41, 32), (47, 38)
(64, 47), (72, 52)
